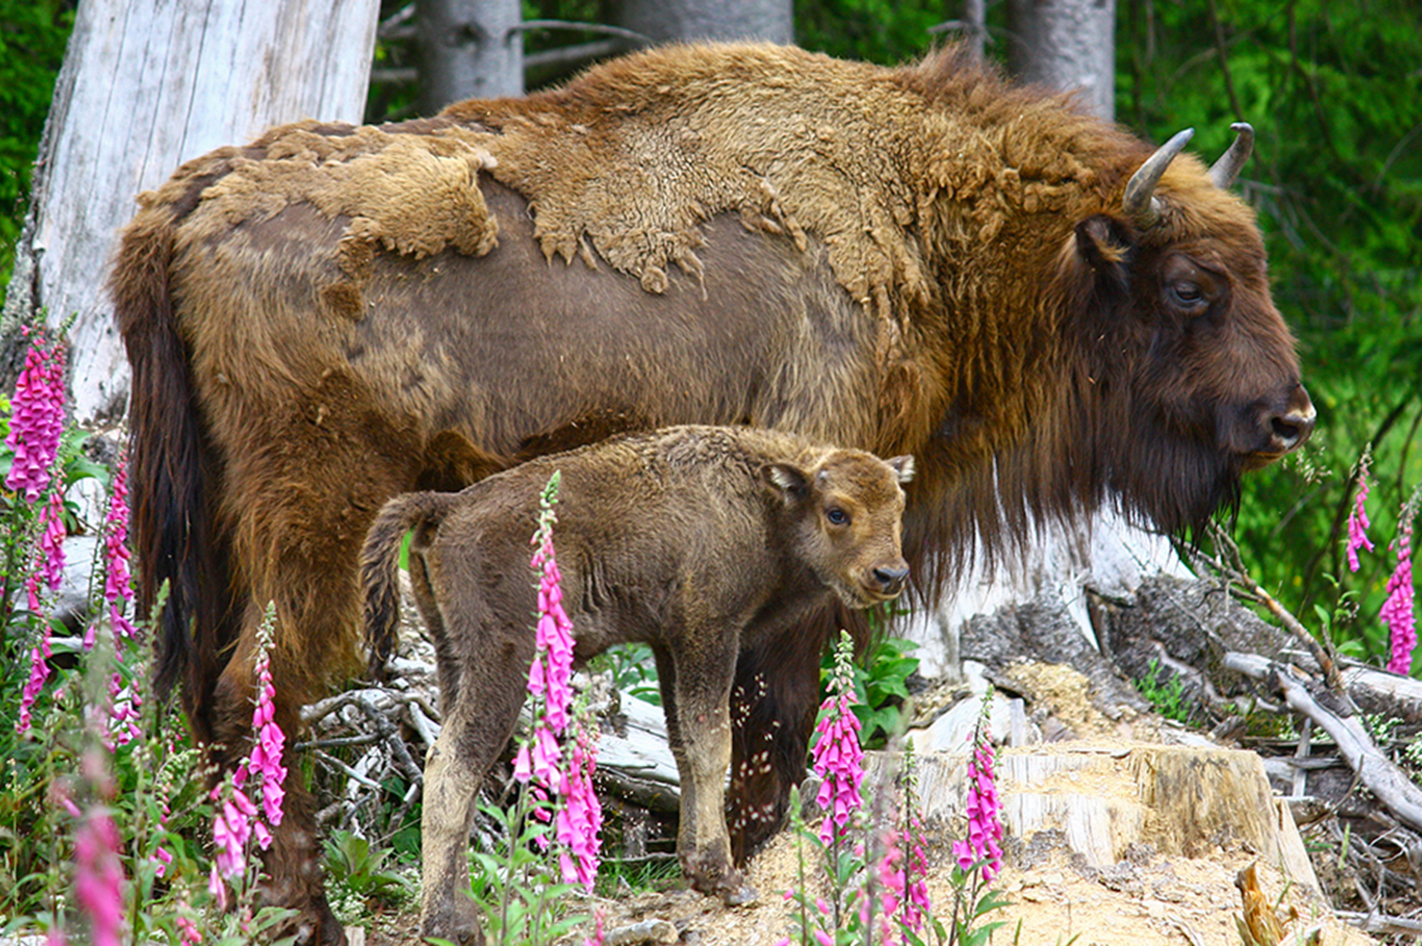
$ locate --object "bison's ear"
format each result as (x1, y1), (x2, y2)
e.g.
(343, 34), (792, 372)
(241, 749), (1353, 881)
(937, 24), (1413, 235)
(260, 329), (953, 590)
(762, 463), (810, 503)
(885, 455), (915, 484)
(1073, 215), (1133, 286)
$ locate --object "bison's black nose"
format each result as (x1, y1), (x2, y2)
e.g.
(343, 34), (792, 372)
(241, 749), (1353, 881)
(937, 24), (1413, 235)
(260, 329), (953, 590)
(1269, 384), (1316, 454)
(873, 565), (910, 595)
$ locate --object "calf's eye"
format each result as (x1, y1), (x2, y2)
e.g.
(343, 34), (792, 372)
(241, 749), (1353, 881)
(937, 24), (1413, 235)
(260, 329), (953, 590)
(826, 507), (849, 525)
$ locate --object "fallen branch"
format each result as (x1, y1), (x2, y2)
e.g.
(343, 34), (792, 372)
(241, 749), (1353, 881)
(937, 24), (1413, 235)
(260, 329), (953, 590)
(1204, 522), (1342, 689)
(1224, 651), (1422, 833)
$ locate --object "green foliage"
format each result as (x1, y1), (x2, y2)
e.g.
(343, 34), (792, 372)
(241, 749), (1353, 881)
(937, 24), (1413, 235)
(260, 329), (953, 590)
(1132, 658), (1194, 725)
(0, 1), (75, 300)
(819, 616), (921, 750)
(323, 828), (416, 921)
(464, 797), (589, 946)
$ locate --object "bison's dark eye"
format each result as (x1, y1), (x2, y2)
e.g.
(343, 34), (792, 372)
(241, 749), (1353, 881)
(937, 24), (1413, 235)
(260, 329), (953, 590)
(826, 507), (850, 525)
(1167, 280), (1210, 315)
(1170, 282), (1203, 305)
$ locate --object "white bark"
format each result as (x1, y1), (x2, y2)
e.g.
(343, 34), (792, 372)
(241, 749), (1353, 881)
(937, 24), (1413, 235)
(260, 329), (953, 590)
(618, 0), (792, 45)
(901, 507), (1191, 681)
(416, 0), (524, 112)
(3, 0), (380, 424)
(1008, 0), (1116, 121)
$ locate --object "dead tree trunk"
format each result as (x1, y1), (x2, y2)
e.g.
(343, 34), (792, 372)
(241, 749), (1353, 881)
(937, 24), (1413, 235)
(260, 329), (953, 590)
(416, 0), (524, 112)
(618, 0), (792, 44)
(1, 0), (380, 424)
(1008, 0), (1117, 122)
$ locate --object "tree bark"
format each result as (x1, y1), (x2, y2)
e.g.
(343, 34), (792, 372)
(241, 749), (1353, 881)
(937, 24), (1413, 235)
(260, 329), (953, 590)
(416, 0), (524, 113)
(1, 0), (380, 424)
(1008, 0), (1116, 121)
(618, 0), (792, 45)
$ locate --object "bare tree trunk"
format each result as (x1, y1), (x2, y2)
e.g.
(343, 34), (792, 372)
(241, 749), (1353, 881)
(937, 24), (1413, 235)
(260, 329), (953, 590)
(618, 0), (792, 45)
(1008, 0), (1116, 121)
(1, 0), (380, 424)
(416, 0), (524, 113)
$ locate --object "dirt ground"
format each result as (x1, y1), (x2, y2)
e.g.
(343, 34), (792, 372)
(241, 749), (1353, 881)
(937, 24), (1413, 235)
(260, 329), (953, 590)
(364, 829), (1371, 946)
(361, 662), (1383, 945)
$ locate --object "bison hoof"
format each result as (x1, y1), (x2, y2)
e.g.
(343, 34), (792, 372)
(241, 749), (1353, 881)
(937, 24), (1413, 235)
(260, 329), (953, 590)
(721, 880), (760, 907)
(688, 865), (759, 907)
(421, 897), (485, 946)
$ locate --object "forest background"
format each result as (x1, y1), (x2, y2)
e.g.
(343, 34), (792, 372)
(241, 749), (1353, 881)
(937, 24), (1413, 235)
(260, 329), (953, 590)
(2, 0), (1419, 670)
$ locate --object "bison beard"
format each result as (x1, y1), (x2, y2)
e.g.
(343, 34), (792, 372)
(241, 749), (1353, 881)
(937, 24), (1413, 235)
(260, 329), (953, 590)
(112, 43), (1313, 944)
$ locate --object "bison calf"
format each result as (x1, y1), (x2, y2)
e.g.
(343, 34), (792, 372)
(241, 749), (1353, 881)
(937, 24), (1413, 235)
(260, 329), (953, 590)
(361, 424), (912, 944)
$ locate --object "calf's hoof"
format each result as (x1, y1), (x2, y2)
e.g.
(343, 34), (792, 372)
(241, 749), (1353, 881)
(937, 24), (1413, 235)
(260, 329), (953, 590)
(720, 878), (760, 907)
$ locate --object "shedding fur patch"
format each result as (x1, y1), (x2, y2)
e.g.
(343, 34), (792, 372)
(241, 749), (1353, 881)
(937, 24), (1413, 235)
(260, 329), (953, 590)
(167, 121), (501, 315)
(444, 45), (950, 350)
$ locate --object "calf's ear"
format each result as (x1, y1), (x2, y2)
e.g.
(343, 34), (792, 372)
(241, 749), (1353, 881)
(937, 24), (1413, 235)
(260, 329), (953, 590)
(885, 455), (915, 484)
(762, 462), (810, 503)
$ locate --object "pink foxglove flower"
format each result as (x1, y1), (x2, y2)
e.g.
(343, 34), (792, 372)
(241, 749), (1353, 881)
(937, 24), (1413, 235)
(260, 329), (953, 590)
(26, 489), (67, 614)
(16, 630), (53, 734)
(811, 631), (864, 844)
(1346, 458), (1375, 573)
(1383, 504), (1417, 676)
(582, 910), (605, 946)
(952, 717), (1004, 883)
(5, 329), (67, 503)
(557, 720), (603, 890)
(209, 617), (287, 901)
(102, 455), (137, 644)
(74, 807), (125, 946)
(245, 623), (287, 829)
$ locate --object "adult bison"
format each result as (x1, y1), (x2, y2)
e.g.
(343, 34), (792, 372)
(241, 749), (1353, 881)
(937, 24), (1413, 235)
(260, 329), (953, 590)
(113, 43), (1313, 943)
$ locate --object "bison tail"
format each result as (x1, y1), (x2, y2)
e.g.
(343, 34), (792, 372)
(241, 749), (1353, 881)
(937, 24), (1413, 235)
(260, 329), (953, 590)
(111, 212), (230, 728)
(361, 492), (456, 680)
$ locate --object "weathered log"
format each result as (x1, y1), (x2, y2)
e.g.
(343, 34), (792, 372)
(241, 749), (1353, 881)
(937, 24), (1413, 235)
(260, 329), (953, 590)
(1225, 652), (1422, 835)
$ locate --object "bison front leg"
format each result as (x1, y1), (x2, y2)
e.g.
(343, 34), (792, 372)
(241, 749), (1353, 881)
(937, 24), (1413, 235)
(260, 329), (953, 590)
(666, 634), (759, 907)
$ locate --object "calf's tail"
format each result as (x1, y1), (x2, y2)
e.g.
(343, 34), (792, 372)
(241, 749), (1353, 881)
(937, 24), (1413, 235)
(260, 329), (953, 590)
(361, 491), (459, 679)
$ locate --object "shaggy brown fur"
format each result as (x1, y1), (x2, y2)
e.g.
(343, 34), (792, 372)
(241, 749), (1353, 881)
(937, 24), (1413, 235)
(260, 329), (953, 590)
(112, 43), (1313, 943)
(361, 425), (912, 944)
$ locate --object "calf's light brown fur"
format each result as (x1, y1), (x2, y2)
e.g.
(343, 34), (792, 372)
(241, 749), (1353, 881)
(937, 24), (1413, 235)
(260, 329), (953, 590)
(361, 425), (912, 945)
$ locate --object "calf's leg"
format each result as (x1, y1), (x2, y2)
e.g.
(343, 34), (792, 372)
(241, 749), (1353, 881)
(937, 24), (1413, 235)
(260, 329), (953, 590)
(667, 633), (758, 906)
(419, 643), (532, 946)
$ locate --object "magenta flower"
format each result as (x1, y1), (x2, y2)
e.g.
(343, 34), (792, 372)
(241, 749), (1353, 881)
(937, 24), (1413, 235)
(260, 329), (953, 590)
(1347, 460), (1375, 573)
(5, 329), (67, 503)
(175, 906), (203, 945)
(952, 727), (1004, 883)
(514, 472), (605, 885)
(209, 618), (287, 902)
(556, 721), (603, 890)
(16, 630), (53, 734)
(811, 632), (864, 844)
(105, 671), (143, 749)
(530, 534), (576, 731)
(26, 489), (67, 614)
(1383, 506), (1416, 676)
(245, 627), (287, 828)
(102, 455), (137, 644)
(582, 910), (605, 946)
(74, 807), (125, 946)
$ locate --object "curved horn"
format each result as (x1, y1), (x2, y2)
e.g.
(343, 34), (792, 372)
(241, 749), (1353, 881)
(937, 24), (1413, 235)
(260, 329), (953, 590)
(1208, 121), (1254, 189)
(1123, 128), (1194, 228)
